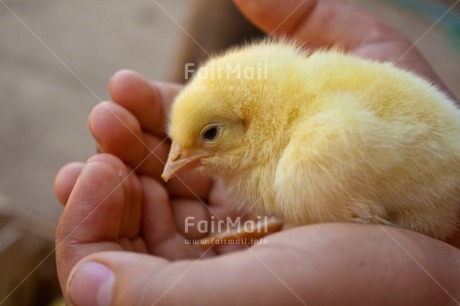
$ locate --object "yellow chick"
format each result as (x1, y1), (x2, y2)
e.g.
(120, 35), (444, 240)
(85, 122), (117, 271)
(162, 40), (460, 240)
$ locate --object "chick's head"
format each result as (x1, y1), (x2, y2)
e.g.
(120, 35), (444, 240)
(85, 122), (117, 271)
(161, 76), (249, 182)
(162, 41), (304, 182)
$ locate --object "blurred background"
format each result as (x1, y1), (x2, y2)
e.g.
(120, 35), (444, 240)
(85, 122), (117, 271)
(0, 0), (459, 304)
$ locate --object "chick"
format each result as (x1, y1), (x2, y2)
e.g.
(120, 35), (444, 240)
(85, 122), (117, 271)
(162, 40), (460, 240)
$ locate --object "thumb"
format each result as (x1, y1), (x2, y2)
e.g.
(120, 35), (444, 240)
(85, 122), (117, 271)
(232, 0), (391, 51)
(232, 0), (319, 36)
(66, 252), (170, 306)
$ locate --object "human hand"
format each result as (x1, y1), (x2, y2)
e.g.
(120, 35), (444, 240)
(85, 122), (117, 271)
(56, 162), (460, 305)
(55, 0), (460, 305)
(55, 70), (246, 302)
(55, 154), (460, 305)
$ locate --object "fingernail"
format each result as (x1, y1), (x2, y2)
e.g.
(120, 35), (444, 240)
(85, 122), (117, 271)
(68, 261), (114, 306)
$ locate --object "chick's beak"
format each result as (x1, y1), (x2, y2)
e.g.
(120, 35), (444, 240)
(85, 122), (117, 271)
(161, 142), (209, 182)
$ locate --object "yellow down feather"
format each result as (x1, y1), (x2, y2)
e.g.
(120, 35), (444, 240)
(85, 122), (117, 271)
(165, 40), (460, 239)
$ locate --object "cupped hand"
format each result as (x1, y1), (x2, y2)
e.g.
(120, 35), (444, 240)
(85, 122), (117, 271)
(55, 154), (459, 305)
(55, 0), (460, 305)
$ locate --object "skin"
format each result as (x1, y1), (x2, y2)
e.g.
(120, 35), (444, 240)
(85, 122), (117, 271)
(55, 0), (460, 305)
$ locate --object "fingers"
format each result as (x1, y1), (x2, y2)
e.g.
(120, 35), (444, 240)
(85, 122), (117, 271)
(55, 162), (85, 205)
(66, 249), (295, 306)
(140, 176), (206, 259)
(170, 199), (209, 239)
(89, 102), (147, 168)
(88, 101), (170, 178)
(109, 70), (182, 137)
(97, 70), (214, 199)
(56, 154), (142, 294)
(66, 252), (169, 306)
(89, 101), (214, 199)
(66, 224), (460, 306)
(166, 170), (213, 200)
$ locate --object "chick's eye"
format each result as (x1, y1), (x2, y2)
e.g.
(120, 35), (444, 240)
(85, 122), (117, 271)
(203, 127), (218, 140)
(201, 124), (222, 143)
